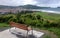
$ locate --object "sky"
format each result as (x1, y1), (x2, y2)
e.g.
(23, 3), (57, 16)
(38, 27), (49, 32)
(0, 0), (60, 7)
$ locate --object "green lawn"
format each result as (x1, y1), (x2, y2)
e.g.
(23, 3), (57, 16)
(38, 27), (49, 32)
(47, 28), (60, 38)
(0, 23), (9, 27)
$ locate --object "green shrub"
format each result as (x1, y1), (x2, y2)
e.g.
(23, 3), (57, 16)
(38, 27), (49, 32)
(8, 18), (18, 23)
(36, 15), (41, 20)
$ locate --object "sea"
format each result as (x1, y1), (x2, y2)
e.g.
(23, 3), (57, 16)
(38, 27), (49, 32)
(40, 8), (60, 14)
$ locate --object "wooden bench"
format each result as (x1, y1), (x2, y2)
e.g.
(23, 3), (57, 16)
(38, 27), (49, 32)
(9, 21), (32, 31)
(9, 21), (32, 37)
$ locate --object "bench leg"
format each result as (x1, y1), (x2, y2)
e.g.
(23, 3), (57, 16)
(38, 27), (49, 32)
(15, 27), (16, 29)
(9, 26), (11, 32)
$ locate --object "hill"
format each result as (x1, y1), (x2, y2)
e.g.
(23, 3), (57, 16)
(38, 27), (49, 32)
(0, 4), (50, 9)
(0, 5), (17, 9)
(19, 4), (42, 9)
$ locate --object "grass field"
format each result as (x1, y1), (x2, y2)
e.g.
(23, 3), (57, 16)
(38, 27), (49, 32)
(34, 12), (60, 21)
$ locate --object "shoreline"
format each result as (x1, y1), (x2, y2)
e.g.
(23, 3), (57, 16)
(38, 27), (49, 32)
(39, 9), (60, 14)
(32, 9), (60, 14)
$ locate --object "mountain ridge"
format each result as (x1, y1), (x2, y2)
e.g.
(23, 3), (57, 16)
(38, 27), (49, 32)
(0, 4), (50, 9)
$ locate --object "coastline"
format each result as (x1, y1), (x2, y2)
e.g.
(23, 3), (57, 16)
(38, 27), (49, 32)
(40, 9), (60, 14)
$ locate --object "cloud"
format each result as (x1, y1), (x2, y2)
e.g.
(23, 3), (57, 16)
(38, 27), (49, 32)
(35, 0), (60, 7)
(0, 0), (60, 7)
(0, 0), (24, 6)
(22, 0), (37, 5)
(0, 0), (37, 6)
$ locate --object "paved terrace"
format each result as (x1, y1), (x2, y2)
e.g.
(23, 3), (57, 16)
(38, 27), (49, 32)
(0, 27), (44, 38)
